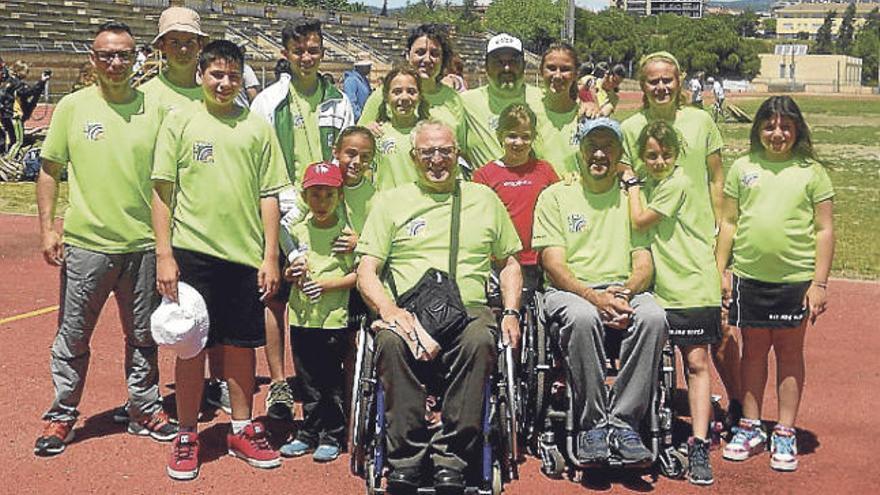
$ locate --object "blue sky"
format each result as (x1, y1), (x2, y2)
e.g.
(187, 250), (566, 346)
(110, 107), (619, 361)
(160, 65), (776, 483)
(359, 0), (611, 12)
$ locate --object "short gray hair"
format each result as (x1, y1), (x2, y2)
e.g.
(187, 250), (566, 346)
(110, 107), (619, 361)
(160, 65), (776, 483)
(409, 119), (456, 149)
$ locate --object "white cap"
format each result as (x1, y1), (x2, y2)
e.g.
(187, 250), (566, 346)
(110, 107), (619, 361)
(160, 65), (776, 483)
(487, 33), (523, 56)
(150, 282), (209, 360)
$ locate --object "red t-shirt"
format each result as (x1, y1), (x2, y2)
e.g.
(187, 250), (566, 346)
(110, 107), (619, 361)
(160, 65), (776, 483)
(473, 158), (559, 265)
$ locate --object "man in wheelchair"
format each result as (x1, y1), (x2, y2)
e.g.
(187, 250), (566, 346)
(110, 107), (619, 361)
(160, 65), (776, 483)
(356, 120), (523, 494)
(532, 118), (668, 466)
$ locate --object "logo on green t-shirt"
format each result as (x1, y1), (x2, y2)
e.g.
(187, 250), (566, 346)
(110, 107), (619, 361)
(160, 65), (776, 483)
(379, 137), (397, 155)
(742, 172), (759, 188)
(489, 115), (499, 131)
(568, 213), (586, 233)
(84, 122), (105, 141)
(192, 142), (214, 163)
(407, 217), (427, 237)
(293, 114), (305, 128)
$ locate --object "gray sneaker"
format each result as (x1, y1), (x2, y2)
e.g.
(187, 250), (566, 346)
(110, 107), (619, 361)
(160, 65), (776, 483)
(265, 381), (295, 421)
(688, 437), (714, 485)
(608, 426), (652, 464)
(577, 427), (610, 463)
(204, 380), (232, 414)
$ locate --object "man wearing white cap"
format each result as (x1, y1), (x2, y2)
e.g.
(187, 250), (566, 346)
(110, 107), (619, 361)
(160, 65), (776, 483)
(140, 6), (207, 114)
(343, 52), (372, 121)
(460, 33), (543, 172)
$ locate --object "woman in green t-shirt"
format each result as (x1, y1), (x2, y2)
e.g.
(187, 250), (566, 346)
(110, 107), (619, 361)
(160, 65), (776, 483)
(372, 67), (429, 192)
(532, 42), (581, 176)
(624, 121), (719, 485)
(716, 96), (834, 473)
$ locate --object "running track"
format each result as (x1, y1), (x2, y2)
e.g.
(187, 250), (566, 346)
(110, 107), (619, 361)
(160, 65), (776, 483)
(1, 213), (877, 493)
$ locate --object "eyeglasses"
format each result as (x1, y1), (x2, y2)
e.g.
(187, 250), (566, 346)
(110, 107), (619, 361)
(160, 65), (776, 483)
(414, 146), (457, 160)
(92, 50), (135, 64)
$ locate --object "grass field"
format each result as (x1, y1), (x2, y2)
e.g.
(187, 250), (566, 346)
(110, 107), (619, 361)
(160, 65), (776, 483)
(1, 95), (877, 278)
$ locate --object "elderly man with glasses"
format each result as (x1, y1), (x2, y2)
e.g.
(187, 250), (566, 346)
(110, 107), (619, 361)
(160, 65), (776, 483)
(34, 21), (175, 457)
(356, 119), (523, 495)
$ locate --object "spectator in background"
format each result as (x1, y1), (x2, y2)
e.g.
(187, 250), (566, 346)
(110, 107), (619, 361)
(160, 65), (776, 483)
(343, 52), (372, 121)
(273, 58), (291, 83)
(441, 53), (467, 93)
(71, 61), (96, 92)
(234, 44), (261, 108)
(1, 61), (50, 160)
(689, 71), (704, 108)
(132, 44), (153, 77)
(579, 62), (626, 119)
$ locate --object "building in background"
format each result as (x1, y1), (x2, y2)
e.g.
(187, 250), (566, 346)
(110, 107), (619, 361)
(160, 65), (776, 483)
(775, 2), (880, 39)
(616, 0), (705, 18)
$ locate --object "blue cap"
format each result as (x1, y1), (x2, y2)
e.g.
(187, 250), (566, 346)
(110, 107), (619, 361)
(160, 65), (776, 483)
(575, 117), (623, 144)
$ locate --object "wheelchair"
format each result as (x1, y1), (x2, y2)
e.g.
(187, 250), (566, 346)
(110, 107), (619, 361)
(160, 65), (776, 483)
(519, 298), (690, 481)
(348, 316), (520, 494)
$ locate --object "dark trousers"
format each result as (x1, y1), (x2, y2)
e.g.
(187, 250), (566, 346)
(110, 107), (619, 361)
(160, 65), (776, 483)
(290, 326), (354, 447)
(1, 117), (14, 152)
(375, 307), (497, 472)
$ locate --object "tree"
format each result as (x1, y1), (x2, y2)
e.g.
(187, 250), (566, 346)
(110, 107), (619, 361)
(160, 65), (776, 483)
(380, 0), (387, 16)
(852, 7), (880, 84)
(574, 8), (643, 67)
(732, 10), (760, 38)
(762, 18), (777, 37)
(815, 10), (836, 54)
(837, 2), (857, 54)
(484, 0), (564, 52)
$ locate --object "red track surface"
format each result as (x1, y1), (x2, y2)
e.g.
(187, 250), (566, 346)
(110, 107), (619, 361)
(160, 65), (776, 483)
(2, 213), (878, 493)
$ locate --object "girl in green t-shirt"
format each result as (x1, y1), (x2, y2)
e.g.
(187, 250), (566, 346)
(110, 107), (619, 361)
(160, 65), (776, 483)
(624, 120), (719, 486)
(716, 96), (835, 473)
(372, 67), (429, 192)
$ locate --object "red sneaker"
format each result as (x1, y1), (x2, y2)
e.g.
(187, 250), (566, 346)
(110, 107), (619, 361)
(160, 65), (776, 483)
(227, 422), (281, 469)
(167, 432), (200, 481)
(34, 419), (76, 456)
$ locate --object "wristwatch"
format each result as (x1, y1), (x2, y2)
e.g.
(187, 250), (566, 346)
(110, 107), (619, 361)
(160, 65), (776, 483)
(502, 309), (521, 320)
(622, 177), (643, 191)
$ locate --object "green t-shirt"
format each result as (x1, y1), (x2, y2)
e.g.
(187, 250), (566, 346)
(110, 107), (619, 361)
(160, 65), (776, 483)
(532, 177), (650, 287)
(461, 83), (544, 169)
(287, 215), (356, 329)
(139, 72), (203, 113)
(343, 178), (375, 234)
(357, 83), (467, 149)
(357, 181), (522, 307)
(152, 103), (291, 268)
(621, 106), (723, 239)
(532, 103), (580, 176)
(724, 154), (834, 283)
(646, 167), (720, 308)
(373, 122), (419, 192)
(287, 82), (327, 186)
(40, 86), (163, 253)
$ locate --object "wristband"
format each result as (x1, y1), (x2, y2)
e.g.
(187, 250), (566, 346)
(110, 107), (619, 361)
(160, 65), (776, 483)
(813, 281), (828, 289)
(502, 309), (521, 320)
(622, 177), (643, 191)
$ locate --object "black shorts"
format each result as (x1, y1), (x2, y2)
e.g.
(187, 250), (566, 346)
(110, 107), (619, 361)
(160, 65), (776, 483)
(729, 275), (809, 329)
(174, 248), (266, 348)
(666, 307), (722, 346)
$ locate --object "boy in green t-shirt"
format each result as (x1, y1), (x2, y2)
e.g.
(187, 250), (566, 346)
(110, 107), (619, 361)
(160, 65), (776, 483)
(151, 41), (289, 481)
(278, 162), (357, 463)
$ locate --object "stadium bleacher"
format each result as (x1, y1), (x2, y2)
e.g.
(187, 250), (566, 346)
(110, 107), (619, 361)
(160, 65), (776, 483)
(0, 0), (538, 98)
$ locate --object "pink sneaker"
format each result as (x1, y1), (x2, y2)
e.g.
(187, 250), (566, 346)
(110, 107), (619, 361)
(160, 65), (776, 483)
(227, 422), (281, 469)
(167, 432), (200, 481)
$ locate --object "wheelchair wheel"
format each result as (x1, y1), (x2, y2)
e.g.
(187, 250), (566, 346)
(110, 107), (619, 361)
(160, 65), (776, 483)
(522, 298), (547, 452)
(497, 345), (519, 481)
(349, 324), (376, 477)
(658, 445), (688, 479)
(365, 457), (379, 495)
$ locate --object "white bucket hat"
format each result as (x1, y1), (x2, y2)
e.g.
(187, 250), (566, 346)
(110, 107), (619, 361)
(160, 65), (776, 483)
(150, 282), (209, 360)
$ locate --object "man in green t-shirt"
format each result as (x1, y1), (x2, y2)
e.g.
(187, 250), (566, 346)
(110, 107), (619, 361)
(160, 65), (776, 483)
(533, 118), (667, 465)
(152, 41), (289, 481)
(356, 120), (523, 493)
(461, 33), (544, 173)
(34, 21), (176, 458)
(251, 19), (355, 421)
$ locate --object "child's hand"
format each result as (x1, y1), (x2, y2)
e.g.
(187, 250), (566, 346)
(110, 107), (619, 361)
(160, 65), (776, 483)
(365, 122), (384, 138)
(284, 256), (308, 285)
(721, 271), (732, 308)
(333, 227), (359, 254)
(620, 166), (636, 182)
(301, 279), (325, 301)
(804, 283), (828, 324)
